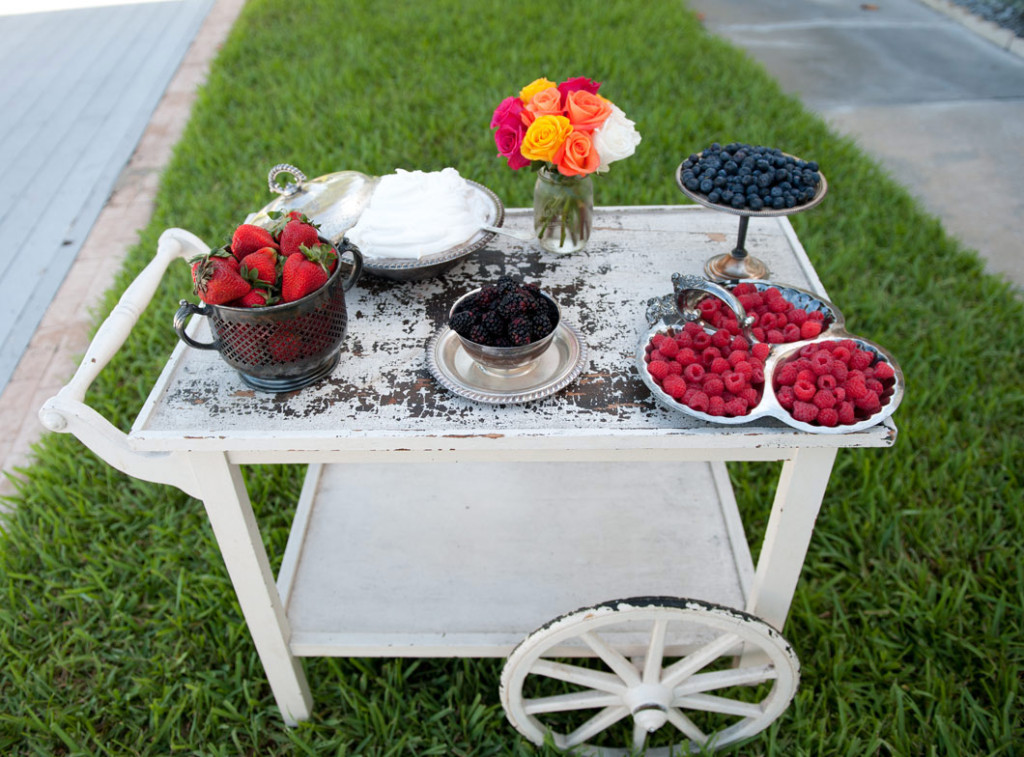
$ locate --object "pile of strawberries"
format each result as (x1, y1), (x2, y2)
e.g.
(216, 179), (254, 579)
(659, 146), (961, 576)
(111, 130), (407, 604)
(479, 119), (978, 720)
(773, 339), (896, 427)
(189, 212), (338, 307)
(697, 283), (828, 343)
(644, 321), (769, 418)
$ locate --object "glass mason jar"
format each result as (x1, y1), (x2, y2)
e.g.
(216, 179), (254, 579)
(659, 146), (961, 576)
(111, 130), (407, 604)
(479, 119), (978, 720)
(533, 166), (593, 254)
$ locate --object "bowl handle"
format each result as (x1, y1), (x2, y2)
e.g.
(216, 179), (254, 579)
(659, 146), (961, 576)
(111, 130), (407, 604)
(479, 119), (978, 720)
(337, 239), (364, 291)
(173, 300), (221, 351)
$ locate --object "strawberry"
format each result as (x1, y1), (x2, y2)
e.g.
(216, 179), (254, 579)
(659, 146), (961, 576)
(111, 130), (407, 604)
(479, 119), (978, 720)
(231, 224), (278, 261)
(210, 245), (240, 270)
(233, 287), (277, 308)
(239, 246), (280, 287)
(279, 218), (322, 257)
(191, 255), (253, 305)
(281, 249), (330, 303)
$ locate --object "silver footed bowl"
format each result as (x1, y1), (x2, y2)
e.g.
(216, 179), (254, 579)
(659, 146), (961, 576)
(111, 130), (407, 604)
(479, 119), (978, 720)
(449, 288), (560, 377)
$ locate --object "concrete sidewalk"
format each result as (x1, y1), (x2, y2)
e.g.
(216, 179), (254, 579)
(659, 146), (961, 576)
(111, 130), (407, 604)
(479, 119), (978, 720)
(688, 0), (1024, 291)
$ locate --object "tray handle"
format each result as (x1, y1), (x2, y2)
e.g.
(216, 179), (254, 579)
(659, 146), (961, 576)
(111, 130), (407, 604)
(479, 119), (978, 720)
(37, 228), (208, 498)
(671, 273), (757, 338)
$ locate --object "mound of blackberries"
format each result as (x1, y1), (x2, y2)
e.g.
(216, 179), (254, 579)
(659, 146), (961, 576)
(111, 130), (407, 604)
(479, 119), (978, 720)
(450, 275), (559, 347)
(679, 142), (821, 212)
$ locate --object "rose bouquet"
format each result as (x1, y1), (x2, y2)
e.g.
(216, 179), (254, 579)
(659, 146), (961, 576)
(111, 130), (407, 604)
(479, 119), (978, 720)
(490, 76), (641, 252)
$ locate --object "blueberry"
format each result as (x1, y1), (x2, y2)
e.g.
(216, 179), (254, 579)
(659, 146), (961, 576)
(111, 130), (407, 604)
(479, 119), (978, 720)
(707, 190), (721, 203)
(685, 178), (700, 192)
(700, 179), (714, 193)
(720, 189), (734, 202)
(806, 161), (819, 171)
(770, 186), (783, 197)
(748, 196), (764, 211)
(741, 174), (754, 186)
(772, 197), (785, 209)
(713, 175), (727, 188)
(725, 160), (738, 174)
(730, 194), (746, 208)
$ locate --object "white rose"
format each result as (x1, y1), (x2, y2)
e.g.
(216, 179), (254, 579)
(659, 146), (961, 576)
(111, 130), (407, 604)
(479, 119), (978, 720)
(592, 104), (641, 173)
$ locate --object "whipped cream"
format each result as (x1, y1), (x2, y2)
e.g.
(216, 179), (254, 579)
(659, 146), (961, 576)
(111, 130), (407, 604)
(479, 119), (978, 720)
(347, 168), (492, 259)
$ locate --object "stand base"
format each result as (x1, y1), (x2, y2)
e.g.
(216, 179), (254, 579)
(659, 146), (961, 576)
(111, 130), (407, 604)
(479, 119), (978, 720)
(704, 252), (770, 281)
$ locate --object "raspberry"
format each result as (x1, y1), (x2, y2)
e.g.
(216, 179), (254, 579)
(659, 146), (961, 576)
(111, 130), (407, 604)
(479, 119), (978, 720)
(647, 360), (670, 381)
(659, 338), (679, 359)
(702, 347), (722, 365)
(710, 357), (731, 375)
(776, 363), (799, 386)
(730, 336), (750, 352)
(793, 378), (817, 402)
(782, 324), (801, 342)
(850, 349), (874, 370)
(707, 396), (726, 416)
(797, 369), (816, 385)
(692, 332), (712, 350)
(759, 312), (776, 330)
(808, 310), (825, 322)
(733, 283), (756, 296)
(662, 374), (687, 399)
(703, 376), (725, 397)
(817, 374), (837, 391)
(724, 398), (749, 417)
(711, 329), (731, 348)
(810, 350), (833, 375)
(800, 320), (822, 339)
(873, 361), (895, 381)
(799, 344), (818, 359)
(791, 401), (819, 423)
(752, 327), (766, 342)
(866, 378), (885, 396)
(776, 385), (796, 409)
(766, 329), (785, 344)
(649, 349), (665, 363)
(788, 308), (807, 326)
(738, 293), (761, 311)
(677, 332), (693, 348)
(833, 386), (846, 403)
(698, 298), (720, 319)
(676, 348), (699, 366)
(727, 349), (748, 367)
(751, 342), (771, 362)
(838, 339), (858, 353)
(831, 346), (852, 365)
(813, 389), (837, 409)
(650, 333), (667, 348)
(724, 371), (747, 393)
(733, 360), (754, 379)
(844, 377), (869, 400)
(769, 296), (791, 313)
(666, 360), (683, 375)
(683, 363), (705, 383)
(837, 401), (857, 425)
(855, 392), (881, 414)
(749, 365), (765, 384)
(830, 361), (849, 382)
(687, 390), (710, 414)
(817, 407), (839, 427)
(740, 386), (761, 405)
(683, 321), (704, 336)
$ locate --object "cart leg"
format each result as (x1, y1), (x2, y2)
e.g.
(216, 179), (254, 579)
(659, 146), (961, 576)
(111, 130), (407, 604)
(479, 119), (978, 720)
(743, 447), (837, 661)
(189, 454), (312, 725)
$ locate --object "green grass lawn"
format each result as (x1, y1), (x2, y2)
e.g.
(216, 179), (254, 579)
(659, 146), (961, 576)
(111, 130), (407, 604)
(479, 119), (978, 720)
(2, 0), (1022, 754)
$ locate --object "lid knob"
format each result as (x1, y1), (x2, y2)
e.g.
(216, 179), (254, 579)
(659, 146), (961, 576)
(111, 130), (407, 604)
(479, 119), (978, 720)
(268, 164), (307, 196)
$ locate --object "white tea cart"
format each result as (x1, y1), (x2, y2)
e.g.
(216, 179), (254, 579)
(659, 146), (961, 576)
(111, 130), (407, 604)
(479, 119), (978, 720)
(40, 206), (897, 755)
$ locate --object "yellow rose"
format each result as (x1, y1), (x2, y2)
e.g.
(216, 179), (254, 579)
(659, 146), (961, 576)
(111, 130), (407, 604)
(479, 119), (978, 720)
(519, 78), (557, 104)
(520, 115), (573, 163)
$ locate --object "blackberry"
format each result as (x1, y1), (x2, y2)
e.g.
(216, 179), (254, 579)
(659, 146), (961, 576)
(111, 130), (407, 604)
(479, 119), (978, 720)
(480, 310), (504, 335)
(531, 312), (554, 339)
(449, 310), (475, 335)
(496, 275), (520, 295)
(498, 292), (532, 319)
(507, 317), (533, 346)
(467, 324), (489, 344)
(476, 285), (500, 307)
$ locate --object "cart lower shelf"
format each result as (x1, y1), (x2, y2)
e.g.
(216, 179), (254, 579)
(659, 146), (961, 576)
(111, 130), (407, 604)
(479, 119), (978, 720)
(278, 460), (756, 658)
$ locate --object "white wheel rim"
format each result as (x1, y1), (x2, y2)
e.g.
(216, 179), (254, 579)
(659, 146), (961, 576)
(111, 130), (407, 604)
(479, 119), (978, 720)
(500, 597), (800, 756)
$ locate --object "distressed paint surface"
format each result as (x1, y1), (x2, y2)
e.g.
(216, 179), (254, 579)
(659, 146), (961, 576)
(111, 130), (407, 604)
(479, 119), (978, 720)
(135, 207), (894, 449)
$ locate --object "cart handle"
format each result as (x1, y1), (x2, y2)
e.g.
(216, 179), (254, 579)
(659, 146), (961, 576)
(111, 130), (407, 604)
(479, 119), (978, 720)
(37, 228), (208, 498)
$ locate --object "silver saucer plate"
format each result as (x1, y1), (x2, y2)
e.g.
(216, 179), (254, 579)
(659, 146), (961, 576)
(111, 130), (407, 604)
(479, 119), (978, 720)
(427, 320), (587, 405)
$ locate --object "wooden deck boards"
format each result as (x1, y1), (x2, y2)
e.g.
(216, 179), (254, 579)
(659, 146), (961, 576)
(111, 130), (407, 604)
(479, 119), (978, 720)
(0, 0), (216, 393)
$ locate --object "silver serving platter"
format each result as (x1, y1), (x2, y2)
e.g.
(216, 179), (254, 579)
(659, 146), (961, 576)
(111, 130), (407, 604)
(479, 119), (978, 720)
(427, 320), (587, 405)
(675, 151), (828, 218)
(638, 275), (903, 433)
(360, 181), (505, 282)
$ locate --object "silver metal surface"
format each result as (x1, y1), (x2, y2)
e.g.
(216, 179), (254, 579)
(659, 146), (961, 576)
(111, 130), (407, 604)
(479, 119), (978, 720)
(427, 320), (586, 405)
(638, 277), (904, 434)
(360, 182), (506, 281)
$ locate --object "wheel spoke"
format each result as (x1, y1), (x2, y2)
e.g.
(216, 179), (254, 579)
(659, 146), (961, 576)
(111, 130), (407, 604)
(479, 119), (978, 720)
(530, 659), (627, 694)
(674, 693), (764, 719)
(565, 706), (631, 747)
(581, 631), (641, 687)
(632, 721), (649, 752)
(661, 633), (740, 689)
(642, 618), (668, 684)
(665, 706), (708, 744)
(673, 663), (776, 697)
(523, 689), (623, 715)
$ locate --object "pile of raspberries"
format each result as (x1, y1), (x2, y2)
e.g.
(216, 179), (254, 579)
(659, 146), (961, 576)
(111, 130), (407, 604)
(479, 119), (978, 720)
(449, 275), (558, 347)
(773, 339), (896, 427)
(644, 321), (769, 418)
(697, 283), (829, 343)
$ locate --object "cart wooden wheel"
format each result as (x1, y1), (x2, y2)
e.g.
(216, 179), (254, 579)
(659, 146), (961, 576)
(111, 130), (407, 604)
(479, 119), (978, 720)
(500, 597), (800, 755)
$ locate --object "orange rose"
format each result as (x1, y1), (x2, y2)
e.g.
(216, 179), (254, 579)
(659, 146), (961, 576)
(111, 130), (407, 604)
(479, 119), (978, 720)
(525, 87), (564, 119)
(554, 130), (600, 176)
(520, 115), (573, 162)
(519, 77), (557, 104)
(565, 90), (613, 132)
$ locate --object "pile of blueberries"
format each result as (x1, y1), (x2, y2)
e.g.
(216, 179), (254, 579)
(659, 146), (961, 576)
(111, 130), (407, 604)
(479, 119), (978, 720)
(679, 142), (821, 212)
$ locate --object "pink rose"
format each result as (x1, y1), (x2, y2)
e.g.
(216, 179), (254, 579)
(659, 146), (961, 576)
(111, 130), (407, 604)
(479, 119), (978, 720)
(557, 76), (601, 102)
(495, 123), (530, 169)
(490, 96), (524, 130)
